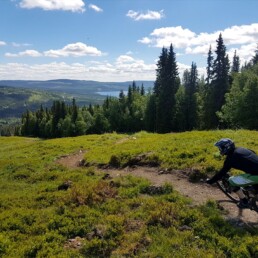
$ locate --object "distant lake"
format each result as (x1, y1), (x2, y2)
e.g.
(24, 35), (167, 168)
(97, 91), (128, 97)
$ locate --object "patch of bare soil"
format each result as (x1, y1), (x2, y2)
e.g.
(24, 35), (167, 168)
(56, 152), (258, 227)
(56, 150), (85, 168)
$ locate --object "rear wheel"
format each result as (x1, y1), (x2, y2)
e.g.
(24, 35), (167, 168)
(216, 180), (239, 203)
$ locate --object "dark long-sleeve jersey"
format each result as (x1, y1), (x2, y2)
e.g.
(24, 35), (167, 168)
(209, 147), (258, 184)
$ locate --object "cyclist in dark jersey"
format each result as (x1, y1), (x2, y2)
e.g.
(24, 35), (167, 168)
(207, 138), (258, 208)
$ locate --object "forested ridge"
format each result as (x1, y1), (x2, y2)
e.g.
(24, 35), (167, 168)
(17, 34), (258, 138)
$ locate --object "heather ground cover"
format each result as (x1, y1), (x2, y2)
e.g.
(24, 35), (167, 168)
(1, 130), (258, 257)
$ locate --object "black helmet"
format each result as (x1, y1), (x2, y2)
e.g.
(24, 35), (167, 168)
(215, 138), (235, 155)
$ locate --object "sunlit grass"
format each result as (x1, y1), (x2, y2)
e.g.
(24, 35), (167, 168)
(1, 130), (258, 257)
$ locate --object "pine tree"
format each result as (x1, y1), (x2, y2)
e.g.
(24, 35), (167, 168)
(119, 90), (125, 101)
(71, 98), (78, 124)
(51, 100), (62, 137)
(144, 94), (156, 132)
(184, 62), (198, 130)
(231, 50), (240, 73)
(155, 44), (179, 133)
(127, 86), (133, 108)
(140, 84), (145, 96)
(88, 104), (94, 116)
(204, 33), (230, 128)
(251, 44), (258, 66)
(195, 76), (207, 129)
(154, 47), (168, 96)
(206, 45), (213, 84)
(132, 81), (137, 92)
(174, 85), (186, 131)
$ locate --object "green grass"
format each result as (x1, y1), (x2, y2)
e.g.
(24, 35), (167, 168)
(81, 130), (258, 175)
(1, 130), (258, 257)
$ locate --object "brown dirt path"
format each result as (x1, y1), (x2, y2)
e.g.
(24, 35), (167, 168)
(56, 151), (258, 226)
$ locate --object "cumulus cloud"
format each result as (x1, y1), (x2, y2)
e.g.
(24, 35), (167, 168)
(89, 4), (103, 12)
(44, 42), (102, 57)
(228, 43), (257, 64)
(185, 45), (212, 55)
(19, 0), (85, 12)
(140, 24), (258, 48)
(116, 55), (135, 64)
(139, 23), (258, 64)
(0, 41), (6, 46)
(138, 37), (153, 45)
(5, 49), (42, 57)
(127, 10), (164, 21)
(6, 42), (103, 58)
(0, 57), (156, 81)
(115, 55), (156, 77)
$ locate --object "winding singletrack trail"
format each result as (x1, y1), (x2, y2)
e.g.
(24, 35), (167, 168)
(57, 151), (258, 227)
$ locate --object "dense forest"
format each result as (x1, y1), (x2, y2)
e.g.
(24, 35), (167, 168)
(14, 34), (258, 138)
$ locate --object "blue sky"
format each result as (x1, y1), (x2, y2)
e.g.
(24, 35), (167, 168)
(0, 0), (258, 82)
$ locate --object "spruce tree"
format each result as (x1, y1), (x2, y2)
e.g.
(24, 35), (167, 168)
(154, 47), (168, 96)
(251, 44), (258, 66)
(231, 50), (240, 73)
(144, 94), (157, 132)
(155, 44), (179, 133)
(206, 45), (213, 85)
(205, 33), (230, 128)
(184, 62), (198, 130)
(140, 84), (145, 96)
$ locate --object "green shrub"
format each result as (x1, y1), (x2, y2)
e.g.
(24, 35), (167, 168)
(1, 131), (258, 257)
(0, 233), (10, 256)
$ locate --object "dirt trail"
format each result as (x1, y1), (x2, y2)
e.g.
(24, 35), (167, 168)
(57, 151), (258, 226)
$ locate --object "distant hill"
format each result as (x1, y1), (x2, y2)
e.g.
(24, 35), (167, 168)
(0, 79), (154, 95)
(0, 86), (71, 120)
(0, 80), (154, 121)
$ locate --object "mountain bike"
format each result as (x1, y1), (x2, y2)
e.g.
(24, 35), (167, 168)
(216, 173), (258, 212)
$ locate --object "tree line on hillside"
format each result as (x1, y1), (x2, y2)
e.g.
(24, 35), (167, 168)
(12, 34), (258, 138)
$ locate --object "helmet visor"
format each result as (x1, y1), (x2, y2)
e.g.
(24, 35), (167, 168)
(217, 146), (225, 155)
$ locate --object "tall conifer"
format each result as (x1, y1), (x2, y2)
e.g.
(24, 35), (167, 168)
(155, 44), (179, 133)
(204, 34), (230, 128)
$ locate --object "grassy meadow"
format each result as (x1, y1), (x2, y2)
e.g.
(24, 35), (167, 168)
(1, 130), (258, 257)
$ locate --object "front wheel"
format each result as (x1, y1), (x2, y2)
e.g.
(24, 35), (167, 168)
(216, 180), (239, 203)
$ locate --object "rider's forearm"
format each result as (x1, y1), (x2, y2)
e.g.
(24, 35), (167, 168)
(208, 169), (227, 184)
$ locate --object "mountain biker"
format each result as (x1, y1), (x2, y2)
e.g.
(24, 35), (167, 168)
(206, 138), (258, 208)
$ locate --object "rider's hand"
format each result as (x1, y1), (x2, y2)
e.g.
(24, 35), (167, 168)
(206, 178), (213, 185)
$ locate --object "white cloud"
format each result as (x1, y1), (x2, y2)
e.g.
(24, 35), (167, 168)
(0, 57), (156, 81)
(223, 24), (258, 45)
(19, 0), (85, 12)
(139, 23), (258, 65)
(140, 26), (196, 48)
(0, 41), (7, 46)
(116, 55), (135, 64)
(141, 24), (258, 49)
(228, 43), (257, 64)
(12, 42), (32, 47)
(185, 45), (212, 55)
(115, 55), (156, 77)
(89, 4), (103, 12)
(44, 42), (102, 57)
(127, 10), (164, 21)
(138, 37), (152, 45)
(5, 42), (103, 58)
(5, 49), (42, 57)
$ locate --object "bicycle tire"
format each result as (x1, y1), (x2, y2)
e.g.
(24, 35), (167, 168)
(216, 181), (239, 203)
